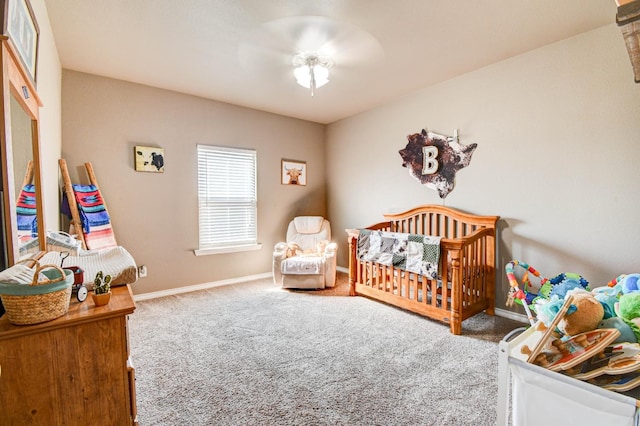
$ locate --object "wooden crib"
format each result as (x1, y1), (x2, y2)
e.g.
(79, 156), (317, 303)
(347, 205), (499, 335)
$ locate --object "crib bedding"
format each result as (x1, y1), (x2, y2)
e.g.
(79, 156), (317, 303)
(356, 229), (441, 279)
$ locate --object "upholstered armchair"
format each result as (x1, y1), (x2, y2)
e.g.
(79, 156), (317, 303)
(273, 216), (338, 289)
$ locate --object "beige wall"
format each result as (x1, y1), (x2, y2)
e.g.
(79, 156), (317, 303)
(327, 24), (640, 313)
(61, 71), (326, 294)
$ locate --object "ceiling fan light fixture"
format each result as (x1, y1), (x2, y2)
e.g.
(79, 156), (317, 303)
(292, 52), (332, 96)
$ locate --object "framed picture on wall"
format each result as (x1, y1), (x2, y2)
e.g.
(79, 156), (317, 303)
(134, 146), (165, 172)
(281, 159), (306, 186)
(0, 0), (40, 83)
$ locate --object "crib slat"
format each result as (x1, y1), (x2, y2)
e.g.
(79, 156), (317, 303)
(430, 278), (438, 308)
(413, 274), (419, 301)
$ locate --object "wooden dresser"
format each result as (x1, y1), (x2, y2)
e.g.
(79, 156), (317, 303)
(0, 285), (137, 425)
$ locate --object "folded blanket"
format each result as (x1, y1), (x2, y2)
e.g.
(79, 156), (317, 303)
(16, 184), (37, 237)
(72, 184), (112, 233)
(16, 185), (36, 209)
(39, 245), (137, 286)
(0, 263), (39, 285)
(16, 213), (37, 231)
(80, 210), (111, 228)
(83, 223), (117, 250)
(281, 256), (323, 275)
(357, 230), (441, 279)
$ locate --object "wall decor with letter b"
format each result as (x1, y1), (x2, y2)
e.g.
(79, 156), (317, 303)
(399, 128), (476, 199)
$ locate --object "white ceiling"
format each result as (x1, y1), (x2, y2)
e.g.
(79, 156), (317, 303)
(44, 0), (616, 124)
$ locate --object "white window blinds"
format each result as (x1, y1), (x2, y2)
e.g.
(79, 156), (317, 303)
(197, 145), (257, 251)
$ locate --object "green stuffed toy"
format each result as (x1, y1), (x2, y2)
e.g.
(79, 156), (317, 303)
(615, 292), (640, 342)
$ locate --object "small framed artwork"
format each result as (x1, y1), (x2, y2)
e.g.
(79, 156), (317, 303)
(281, 159), (306, 186)
(1, 0), (40, 83)
(134, 146), (165, 172)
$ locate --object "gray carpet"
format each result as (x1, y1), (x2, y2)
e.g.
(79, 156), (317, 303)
(128, 272), (523, 425)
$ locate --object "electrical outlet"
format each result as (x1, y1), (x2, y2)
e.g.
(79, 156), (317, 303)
(138, 265), (147, 278)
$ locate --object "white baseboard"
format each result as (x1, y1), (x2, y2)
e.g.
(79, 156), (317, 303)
(133, 272), (273, 301)
(134, 268), (351, 302)
(494, 307), (529, 324)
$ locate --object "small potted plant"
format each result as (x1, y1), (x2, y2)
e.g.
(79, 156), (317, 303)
(92, 270), (112, 306)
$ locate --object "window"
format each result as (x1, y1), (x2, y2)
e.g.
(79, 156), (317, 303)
(195, 145), (259, 255)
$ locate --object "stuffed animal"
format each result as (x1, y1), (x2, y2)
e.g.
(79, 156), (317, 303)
(621, 273), (640, 294)
(287, 240), (329, 257)
(592, 276), (640, 343)
(286, 243), (302, 258)
(557, 289), (605, 336)
(615, 292), (640, 342)
(535, 289), (604, 337)
(591, 284), (621, 319)
(598, 317), (637, 343)
(316, 240), (328, 254)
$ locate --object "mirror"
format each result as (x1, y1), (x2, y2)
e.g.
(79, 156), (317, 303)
(11, 96), (38, 258)
(0, 38), (45, 268)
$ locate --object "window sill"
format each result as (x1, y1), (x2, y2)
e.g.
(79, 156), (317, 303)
(194, 243), (263, 256)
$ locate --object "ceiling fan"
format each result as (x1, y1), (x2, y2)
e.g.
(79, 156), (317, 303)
(238, 15), (385, 96)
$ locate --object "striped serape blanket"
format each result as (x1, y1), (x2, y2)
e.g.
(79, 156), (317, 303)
(82, 223), (117, 251)
(357, 229), (441, 279)
(72, 184), (117, 250)
(73, 184), (111, 231)
(16, 184), (37, 241)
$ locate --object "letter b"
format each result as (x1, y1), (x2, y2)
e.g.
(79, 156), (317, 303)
(422, 146), (438, 175)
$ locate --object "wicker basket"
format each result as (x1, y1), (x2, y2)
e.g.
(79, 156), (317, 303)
(0, 261), (74, 325)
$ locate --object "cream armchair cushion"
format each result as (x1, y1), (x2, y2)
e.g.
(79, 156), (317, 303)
(273, 216), (338, 289)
